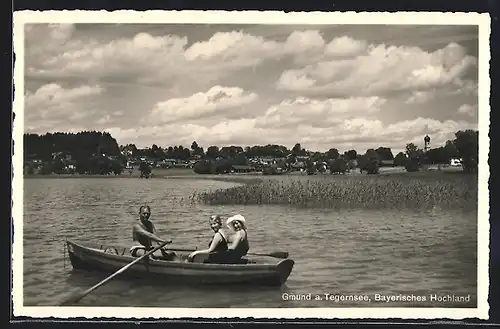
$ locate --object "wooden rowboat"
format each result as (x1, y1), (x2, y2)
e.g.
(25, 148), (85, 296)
(66, 240), (295, 286)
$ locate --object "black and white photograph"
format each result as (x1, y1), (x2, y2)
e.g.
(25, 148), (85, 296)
(12, 10), (490, 319)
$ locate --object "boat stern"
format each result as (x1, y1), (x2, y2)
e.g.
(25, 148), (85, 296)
(276, 258), (295, 285)
(66, 240), (89, 270)
(65, 240), (112, 271)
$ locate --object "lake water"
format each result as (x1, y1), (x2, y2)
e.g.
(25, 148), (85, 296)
(22, 177), (477, 308)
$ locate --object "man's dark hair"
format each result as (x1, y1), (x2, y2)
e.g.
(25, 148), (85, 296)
(139, 205), (151, 214)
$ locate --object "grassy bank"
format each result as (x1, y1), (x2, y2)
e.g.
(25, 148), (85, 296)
(23, 167), (265, 186)
(193, 172), (478, 211)
(23, 167), (198, 179)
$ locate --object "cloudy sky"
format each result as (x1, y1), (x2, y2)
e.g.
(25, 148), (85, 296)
(23, 23), (479, 153)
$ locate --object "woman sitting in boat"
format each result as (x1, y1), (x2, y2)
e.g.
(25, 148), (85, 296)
(187, 215), (228, 262)
(224, 214), (250, 262)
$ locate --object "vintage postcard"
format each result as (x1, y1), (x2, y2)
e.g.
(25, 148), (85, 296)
(12, 10), (490, 320)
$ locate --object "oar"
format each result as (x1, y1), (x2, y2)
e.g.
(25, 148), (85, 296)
(60, 240), (171, 306)
(247, 251), (289, 259)
(164, 247), (196, 252)
(159, 244), (289, 259)
(166, 248), (288, 259)
(202, 251), (289, 259)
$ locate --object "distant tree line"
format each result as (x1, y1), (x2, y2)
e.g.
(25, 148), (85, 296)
(24, 131), (126, 175)
(23, 129), (478, 176)
(399, 130), (478, 174)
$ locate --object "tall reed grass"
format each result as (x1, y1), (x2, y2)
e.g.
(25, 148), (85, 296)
(193, 174), (478, 211)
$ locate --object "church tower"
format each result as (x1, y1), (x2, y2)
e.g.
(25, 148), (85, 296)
(424, 135), (430, 152)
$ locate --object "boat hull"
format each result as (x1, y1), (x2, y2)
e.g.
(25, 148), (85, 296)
(66, 241), (294, 286)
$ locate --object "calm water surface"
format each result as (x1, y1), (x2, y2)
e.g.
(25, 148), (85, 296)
(22, 177), (477, 308)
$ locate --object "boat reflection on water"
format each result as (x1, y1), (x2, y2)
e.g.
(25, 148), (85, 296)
(63, 266), (291, 308)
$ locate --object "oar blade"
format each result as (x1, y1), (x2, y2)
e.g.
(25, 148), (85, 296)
(60, 292), (86, 306)
(268, 251), (289, 259)
(249, 251), (289, 258)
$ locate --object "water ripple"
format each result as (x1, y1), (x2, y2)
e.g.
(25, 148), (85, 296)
(22, 178), (477, 307)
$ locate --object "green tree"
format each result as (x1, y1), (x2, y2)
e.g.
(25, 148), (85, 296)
(214, 158), (233, 174)
(232, 154), (248, 165)
(404, 159), (420, 172)
(326, 148), (339, 160)
(405, 143), (418, 158)
(206, 146), (220, 159)
(190, 141), (204, 157)
(453, 130), (478, 173)
(404, 143), (421, 172)
(311, 152), (325, 162)
(425, 147), (451, 164)
(139, 161), (152, 178)
(393, 152), (407, 167)
(193, 159), (213, 174)
(40, 162), (54, 175)
(344, 150), (357, 161)
(292, 143), (305, 156)
(110, 160), (124, 175)
(375, 147), (394, 160)
(150, 144), (165, 160)
(444, 140), (459, 160)
(329, 158), (347, 174)
(359, 149), (380, 174)
(346, 159), (357, 171)
(52, 159), (66, 174)
(191, 141), (199, 152)
(24, 131), (121, 164)
(405, 143), (424, 167)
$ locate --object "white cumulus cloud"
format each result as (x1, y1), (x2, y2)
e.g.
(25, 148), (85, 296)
(277, 42), (477, 97)
(144, 86), (258, 124)
(256, 96), (386, 128)
(23, 24), (479, 154)
(25, 83), (103, 123)
(24, 26), (383, 90)
(405, 90), (437, 104)
(458, 104), (478, 117)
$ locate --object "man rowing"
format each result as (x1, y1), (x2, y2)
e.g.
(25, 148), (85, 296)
(131, 205), (176, 260)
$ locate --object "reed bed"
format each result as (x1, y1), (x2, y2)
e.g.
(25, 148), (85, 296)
(192, 174), (478, 211)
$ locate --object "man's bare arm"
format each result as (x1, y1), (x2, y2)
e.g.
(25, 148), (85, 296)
(151, 224), (172, 244)
(133, 224), (165, 243)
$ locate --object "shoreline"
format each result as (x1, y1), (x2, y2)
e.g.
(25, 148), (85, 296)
(23, 168), (466, 180)
(23, 168), (265, 186)
(22, 164), (467, 182)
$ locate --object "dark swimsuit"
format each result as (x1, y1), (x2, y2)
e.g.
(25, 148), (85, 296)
(207, 230), (249, 264)
(209, 231), (228, 251)
(231, 229), (249, 258)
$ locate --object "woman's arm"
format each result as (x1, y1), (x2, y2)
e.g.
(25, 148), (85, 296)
(193, 233), (223, 255)
(227, 230), (245, 250)
(188, 233), (223, 261)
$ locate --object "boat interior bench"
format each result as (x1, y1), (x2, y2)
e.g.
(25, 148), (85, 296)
(128, 246), (252, 264)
